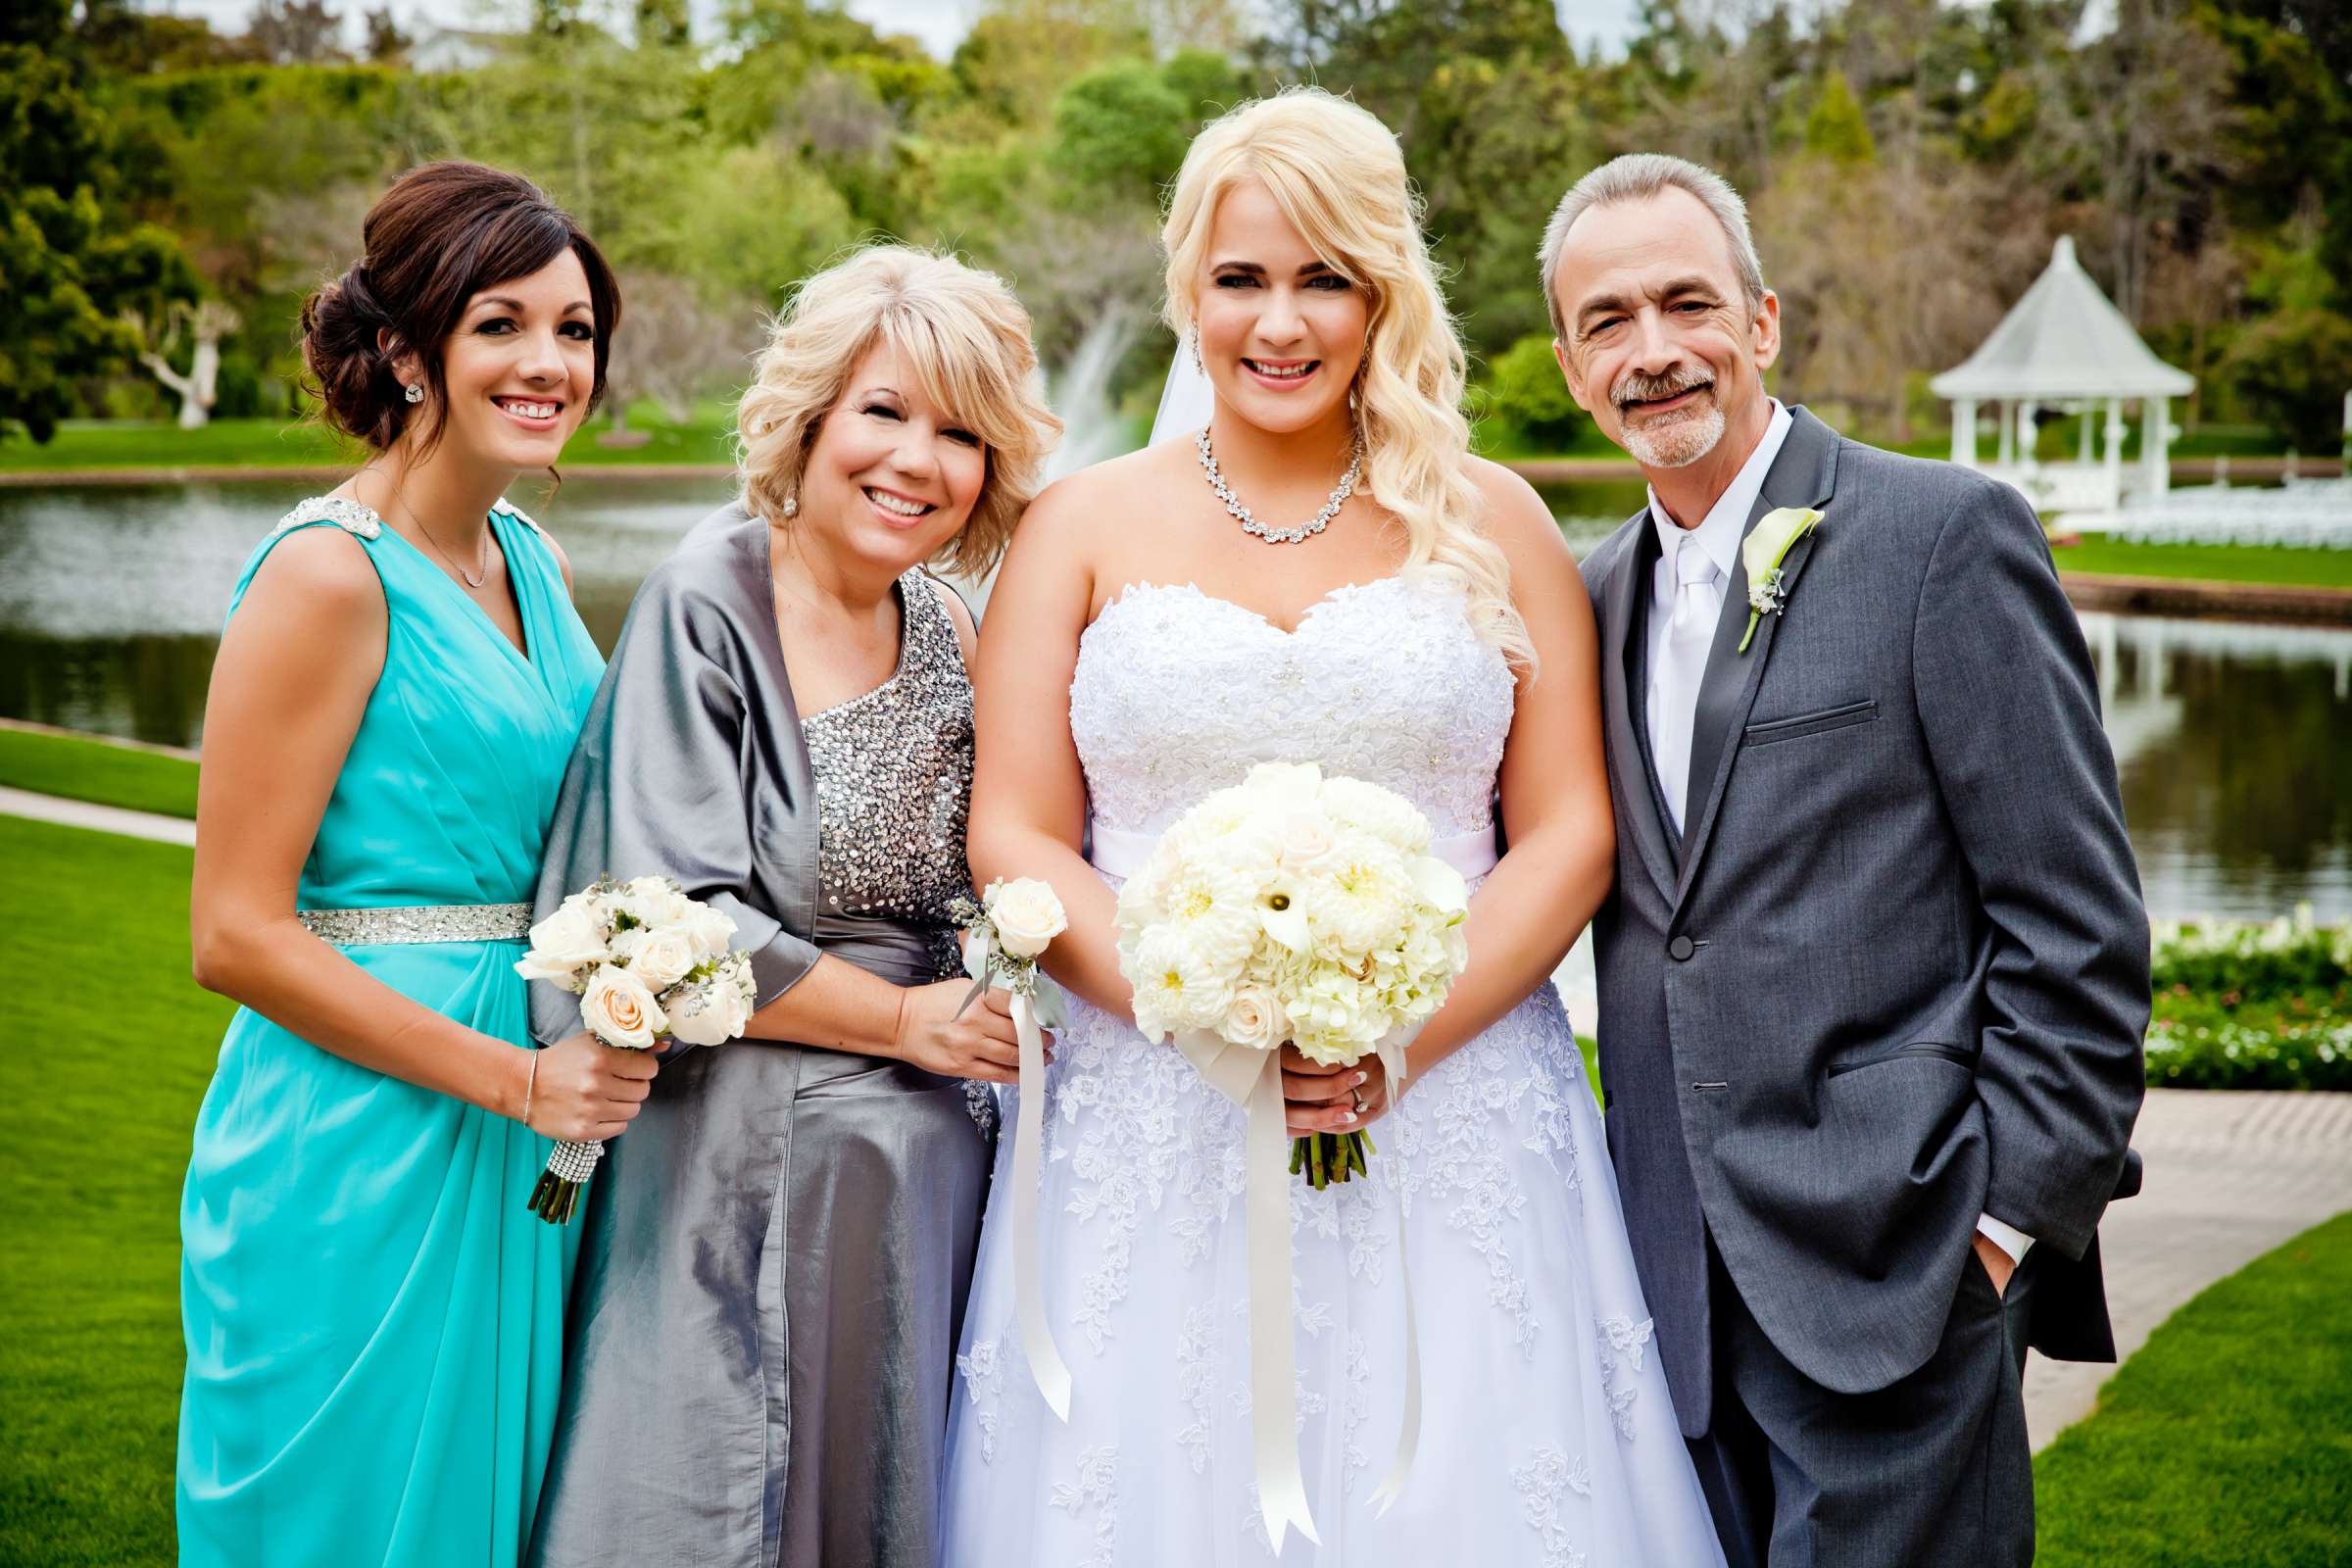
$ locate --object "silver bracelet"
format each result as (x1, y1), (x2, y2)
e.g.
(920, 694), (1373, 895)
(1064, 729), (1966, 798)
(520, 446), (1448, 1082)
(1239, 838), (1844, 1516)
(521, 1050), (540, 1125)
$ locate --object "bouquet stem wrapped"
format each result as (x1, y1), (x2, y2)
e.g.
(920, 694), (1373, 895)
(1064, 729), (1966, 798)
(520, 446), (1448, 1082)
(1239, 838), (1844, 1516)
(1290, 1128), (1372, 1187)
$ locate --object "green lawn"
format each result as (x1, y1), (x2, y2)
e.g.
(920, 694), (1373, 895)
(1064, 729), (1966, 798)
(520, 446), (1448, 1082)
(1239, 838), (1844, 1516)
(0, 817), (228, 1568)
(0, 403), (739, 472)
(0, 417), (358, 471)
(2051, 538), (2352, 591)
(0, 727), (200, 819)
(2034, 1208), (2352, 1567)
(562, 402), (740, 465)
(0, 798), (2339, 1565)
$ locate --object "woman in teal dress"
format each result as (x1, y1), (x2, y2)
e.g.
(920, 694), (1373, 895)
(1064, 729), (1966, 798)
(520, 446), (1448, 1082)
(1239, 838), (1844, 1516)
(177, 162), (652, 1567)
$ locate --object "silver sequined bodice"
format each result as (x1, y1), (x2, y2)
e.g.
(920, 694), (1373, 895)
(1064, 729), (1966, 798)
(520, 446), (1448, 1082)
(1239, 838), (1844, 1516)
(800, 571), (975, 975)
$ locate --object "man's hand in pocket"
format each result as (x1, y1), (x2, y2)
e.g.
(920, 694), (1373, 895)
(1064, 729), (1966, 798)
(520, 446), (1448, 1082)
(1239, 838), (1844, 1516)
(1972, 1232), (2017, 1298)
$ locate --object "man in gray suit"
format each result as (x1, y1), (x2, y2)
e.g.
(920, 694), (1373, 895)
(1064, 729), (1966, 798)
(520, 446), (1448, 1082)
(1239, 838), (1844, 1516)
(1544, 154), (2149, 1566)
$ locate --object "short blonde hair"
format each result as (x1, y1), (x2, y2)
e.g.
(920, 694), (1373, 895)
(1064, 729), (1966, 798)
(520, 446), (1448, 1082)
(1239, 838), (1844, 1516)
(737, 244), (1061, 578)
(1162, 89), (1531, 667)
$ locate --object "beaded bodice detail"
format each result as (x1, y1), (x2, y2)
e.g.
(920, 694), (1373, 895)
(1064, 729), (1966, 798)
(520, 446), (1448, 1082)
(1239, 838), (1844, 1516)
(270, 495), (383, 539)
(1069, 576), (1515, 839)
(268, 493), (546, 543)
(801, 571), (975, 964)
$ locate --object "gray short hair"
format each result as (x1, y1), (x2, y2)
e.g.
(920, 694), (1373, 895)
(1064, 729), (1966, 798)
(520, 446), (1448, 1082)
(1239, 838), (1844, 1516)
(1538, 154), (1767, 341)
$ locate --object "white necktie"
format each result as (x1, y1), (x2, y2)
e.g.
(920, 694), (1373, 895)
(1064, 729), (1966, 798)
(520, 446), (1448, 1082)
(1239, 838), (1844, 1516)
(1651, 534), (1722, 834)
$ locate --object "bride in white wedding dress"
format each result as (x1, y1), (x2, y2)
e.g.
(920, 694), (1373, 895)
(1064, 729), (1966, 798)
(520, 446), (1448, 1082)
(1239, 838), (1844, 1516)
(940, 89), (1726, 1566)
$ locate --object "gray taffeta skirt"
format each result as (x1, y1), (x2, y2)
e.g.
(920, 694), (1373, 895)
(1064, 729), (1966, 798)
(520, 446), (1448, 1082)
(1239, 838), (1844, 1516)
(527, 927), (993, 1568)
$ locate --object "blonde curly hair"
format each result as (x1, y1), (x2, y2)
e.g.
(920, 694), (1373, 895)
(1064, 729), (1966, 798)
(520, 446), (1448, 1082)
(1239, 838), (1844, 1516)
(737, 244), (1062, 578)
(1161, 88), (1532, 666)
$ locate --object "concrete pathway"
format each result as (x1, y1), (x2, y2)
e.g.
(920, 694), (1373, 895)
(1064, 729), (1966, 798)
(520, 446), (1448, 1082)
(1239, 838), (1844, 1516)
(0, 785), (195, 846)
(2024, 1088), (2352, 1448)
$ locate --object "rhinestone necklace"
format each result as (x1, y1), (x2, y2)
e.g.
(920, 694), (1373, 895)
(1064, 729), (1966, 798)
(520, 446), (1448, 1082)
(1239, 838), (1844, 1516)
(1197, 428), (1363, 546)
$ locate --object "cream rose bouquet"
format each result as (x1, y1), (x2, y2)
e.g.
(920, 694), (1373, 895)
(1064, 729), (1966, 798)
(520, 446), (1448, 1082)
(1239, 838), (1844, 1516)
(514, 874), (757, 1223)
(1114, 761), (1470, 1189)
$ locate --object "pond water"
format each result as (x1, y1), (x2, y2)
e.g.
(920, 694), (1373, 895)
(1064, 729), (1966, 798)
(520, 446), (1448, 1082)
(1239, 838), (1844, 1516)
(3, 475), (2345, 920)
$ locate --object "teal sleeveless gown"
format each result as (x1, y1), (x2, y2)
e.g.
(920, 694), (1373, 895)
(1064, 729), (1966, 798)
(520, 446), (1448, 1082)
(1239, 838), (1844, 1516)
(177, 496), (605, 1567)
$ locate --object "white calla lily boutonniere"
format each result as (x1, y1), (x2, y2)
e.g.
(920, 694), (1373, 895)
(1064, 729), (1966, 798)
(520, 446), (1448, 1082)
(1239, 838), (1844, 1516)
(1739, 507), (1824, 653)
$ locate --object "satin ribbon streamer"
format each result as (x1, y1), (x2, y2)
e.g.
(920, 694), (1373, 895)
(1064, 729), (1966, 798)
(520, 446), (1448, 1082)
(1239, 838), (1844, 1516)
(1011, 989), (1074, 1421)
(1363, 1032), (1421, 1520)
(1171, 1026), (1425, 1552)
(1089, 818), (1472, 1548)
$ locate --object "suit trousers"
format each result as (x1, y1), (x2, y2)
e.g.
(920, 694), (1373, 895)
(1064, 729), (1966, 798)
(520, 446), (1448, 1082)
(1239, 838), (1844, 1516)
(1686, 1236), (2037, 1568)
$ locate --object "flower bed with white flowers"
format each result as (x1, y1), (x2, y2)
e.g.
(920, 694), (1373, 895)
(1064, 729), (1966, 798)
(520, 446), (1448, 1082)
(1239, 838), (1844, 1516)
(2145, 907), (2352, 1091)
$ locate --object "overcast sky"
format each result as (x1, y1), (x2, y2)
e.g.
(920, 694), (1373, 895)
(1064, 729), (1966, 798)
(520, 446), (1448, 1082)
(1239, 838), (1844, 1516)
(133, 0), (1652, 63)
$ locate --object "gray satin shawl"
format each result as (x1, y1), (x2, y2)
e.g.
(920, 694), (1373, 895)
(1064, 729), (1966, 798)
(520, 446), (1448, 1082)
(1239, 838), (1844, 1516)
(524, 505), (990, 1568)
(530, 506), (823, 1047)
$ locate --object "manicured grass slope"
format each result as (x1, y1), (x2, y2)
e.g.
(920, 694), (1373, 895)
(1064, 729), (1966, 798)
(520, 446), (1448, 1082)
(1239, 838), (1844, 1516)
(0, 819), (227, 1567)
(1, 407), (738, 472)
(2033, 1209), (2352, 1568)
(0, 417), (357, 470)
(2052, 538), (2352, 592)
(0, 729), (200, 819)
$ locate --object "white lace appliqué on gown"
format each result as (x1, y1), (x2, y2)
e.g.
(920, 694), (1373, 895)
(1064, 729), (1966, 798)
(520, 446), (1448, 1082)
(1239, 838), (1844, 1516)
(941, 577), (1727, 1567)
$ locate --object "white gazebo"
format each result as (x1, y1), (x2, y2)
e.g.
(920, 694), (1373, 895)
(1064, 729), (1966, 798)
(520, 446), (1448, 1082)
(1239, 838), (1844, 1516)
(1931, 236), (2194, 522)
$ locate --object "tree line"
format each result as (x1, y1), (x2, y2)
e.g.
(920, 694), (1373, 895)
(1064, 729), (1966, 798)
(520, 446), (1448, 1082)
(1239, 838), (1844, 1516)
(5, 0), (2347, 452)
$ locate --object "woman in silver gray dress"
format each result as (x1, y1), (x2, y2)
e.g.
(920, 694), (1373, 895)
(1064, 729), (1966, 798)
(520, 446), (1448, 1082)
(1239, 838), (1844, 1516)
(524, 246), (1060, 1568)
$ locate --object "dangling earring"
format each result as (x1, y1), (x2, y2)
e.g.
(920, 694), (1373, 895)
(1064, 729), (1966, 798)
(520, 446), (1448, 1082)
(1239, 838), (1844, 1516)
(403, 383), (423, 405)
(780, 493), (799, 519)
(1190, 331), (1204, 374)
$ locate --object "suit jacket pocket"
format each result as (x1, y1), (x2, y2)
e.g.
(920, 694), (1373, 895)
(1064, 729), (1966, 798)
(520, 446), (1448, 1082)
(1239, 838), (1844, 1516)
(1742, 698), (1879, 748)
(1825, 1040), (1979, 1079)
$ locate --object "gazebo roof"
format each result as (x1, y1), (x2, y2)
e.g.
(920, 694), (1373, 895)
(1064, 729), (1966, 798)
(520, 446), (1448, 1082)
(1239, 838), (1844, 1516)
(1930, 237), (2194, 402)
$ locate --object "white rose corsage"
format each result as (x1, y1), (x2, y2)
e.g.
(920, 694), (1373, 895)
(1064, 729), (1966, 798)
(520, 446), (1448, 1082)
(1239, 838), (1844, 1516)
(951, 877), (1070, 1017)
(949, 878), (1075, 1422)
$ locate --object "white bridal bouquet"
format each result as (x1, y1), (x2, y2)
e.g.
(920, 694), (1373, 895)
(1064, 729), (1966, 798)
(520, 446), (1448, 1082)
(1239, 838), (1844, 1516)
(1115, 760), (1470, 1187)
(1111, 762), (1470, 1544)
(514, 874), (758, 1223)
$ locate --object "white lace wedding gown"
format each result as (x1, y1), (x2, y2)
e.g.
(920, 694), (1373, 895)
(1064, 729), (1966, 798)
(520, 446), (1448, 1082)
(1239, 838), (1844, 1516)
(941, 576), (1727, 1567)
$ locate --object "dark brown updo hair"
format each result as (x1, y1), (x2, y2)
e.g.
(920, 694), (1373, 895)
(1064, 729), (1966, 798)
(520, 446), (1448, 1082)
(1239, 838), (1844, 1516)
(300, 161), (622, 453)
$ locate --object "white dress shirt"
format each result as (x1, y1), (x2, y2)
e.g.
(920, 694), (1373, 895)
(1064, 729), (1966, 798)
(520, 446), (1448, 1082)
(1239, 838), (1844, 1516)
(1644, 400), (1792, 835)
(1640, 400), (2034, 1270)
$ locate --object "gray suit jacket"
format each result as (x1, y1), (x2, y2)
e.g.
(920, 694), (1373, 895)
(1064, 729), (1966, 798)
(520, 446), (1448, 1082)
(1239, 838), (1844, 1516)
(1579, 408), (2149, 1439)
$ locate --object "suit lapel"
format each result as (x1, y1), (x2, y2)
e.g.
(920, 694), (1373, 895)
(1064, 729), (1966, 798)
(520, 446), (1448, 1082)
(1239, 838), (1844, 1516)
(1674, 408), (1842, 905)
(1601, 514), (1679, 905)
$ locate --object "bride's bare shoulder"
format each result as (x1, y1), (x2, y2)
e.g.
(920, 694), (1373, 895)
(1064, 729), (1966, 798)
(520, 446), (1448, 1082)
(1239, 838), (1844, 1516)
(1010, 440), (1196, 552)
(1462, 452), (1576, 563)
